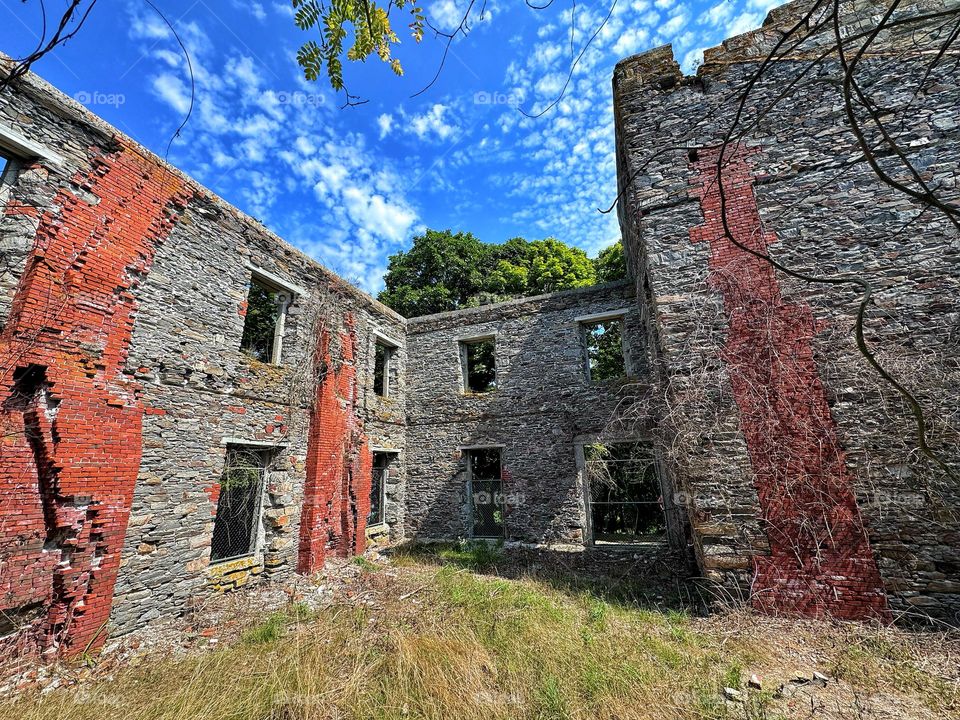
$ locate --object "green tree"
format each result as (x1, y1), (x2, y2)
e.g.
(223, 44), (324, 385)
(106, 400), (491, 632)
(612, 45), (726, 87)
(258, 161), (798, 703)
(378, 229), (611, 317)
(240, 283), (280, 362)
(585, 319), (627, 382)
(487, 237), (533, 296)
(526, 238), (596, 293)
(594, 241), (627, 283)
(378, 229), (486, 317)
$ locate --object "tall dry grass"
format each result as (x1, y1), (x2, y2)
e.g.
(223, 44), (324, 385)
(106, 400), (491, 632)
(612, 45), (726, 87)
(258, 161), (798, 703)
(1, 552), (955, 720)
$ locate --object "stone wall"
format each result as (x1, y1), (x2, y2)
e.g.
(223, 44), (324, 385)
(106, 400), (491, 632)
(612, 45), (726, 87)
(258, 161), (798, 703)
(613, 0), (959, 620)
(1, 0), (958, 662)
(404, 283), (677, 545)
(0, 64), (407, 656)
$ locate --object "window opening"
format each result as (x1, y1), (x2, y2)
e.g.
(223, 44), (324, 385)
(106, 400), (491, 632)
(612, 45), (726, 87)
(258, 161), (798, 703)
(0, 149), (18, 186)
(241, 276), (290, 363)
(585, 442), (666, 544)
(368, 452), (391, 526)
(373, 342), (392, 397)
(210, 447), (267, 562)
(468, 447), (504, 538)
(583, 318), (626, 382)
(461, 338), (496, 393)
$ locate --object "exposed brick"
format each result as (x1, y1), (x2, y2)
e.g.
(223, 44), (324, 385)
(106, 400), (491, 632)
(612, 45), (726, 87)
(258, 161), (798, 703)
(0, 140), (188, 657)
(689, 146), (889, 620)
(298, 316), (372, 573)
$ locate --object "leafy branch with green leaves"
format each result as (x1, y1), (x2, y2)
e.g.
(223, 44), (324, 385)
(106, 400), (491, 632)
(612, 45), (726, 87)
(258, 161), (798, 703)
(292, 0), (426, 104)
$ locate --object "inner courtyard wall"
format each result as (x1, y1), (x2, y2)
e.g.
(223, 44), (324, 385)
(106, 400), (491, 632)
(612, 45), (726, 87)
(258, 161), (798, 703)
(403, 282), (676, 545)
(0, 65), (407, 654)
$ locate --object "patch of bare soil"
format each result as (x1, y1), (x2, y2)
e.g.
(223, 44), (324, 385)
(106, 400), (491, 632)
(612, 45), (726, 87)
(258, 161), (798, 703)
(694, 610), (959, 719)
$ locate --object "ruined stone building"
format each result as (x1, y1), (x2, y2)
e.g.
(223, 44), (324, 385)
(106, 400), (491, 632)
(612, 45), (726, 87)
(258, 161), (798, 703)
(0, 0), (957, 659)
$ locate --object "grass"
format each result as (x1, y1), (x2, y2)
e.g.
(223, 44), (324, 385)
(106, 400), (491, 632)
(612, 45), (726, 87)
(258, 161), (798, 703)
(240, 603), (314, 645)
(352, 555), (380, 572)
(829, 631), (958, 710)
(1, 551), (955, 720)
(397, 539), (506, 572)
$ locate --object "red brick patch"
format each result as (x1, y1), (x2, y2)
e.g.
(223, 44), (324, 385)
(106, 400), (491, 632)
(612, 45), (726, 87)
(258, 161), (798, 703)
(297, 314), (371, 574)
(0, 140), (190, 659)
(689, 146), (890, 621)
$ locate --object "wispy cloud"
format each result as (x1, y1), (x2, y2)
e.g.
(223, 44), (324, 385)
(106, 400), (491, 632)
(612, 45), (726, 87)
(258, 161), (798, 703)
(126, 2), (420, 294)
(117, 0), (772, 293)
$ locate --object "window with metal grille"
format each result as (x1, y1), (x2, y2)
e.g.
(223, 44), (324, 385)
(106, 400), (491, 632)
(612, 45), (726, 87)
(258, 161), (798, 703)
(368, 452), (391, 526)
(583, 317), (626, 382)
(461, 338), (496, 393)
(585, 442), (666, 544)
(468, 447), (504, 538)
(210, 447), (267, 563)
(241, 276), (290, 364)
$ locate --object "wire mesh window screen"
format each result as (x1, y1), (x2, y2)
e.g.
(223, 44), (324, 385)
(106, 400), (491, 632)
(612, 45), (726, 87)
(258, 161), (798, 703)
(586, 442), (666, 543)
(468, 448), (504, 538)
(210, 447), (267, 563)
(368, 452), (390, 526)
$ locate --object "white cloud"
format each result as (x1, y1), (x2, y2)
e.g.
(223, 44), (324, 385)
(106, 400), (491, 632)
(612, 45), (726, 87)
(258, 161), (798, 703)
(612, 28), (650, 56)
(660, 10), (690, 37)
(682, 46), (706, 71)
(406, 103), (460, 142)
(725, 10), (763, 37)
(126, 4), (422, 294)
(130, 13), (170, 40)
(430, 0), (469, 29)
(231, 0), (266, 20)
(700, 0), (733, 26)
(531, 42), (564, 70)
(377, 113), (393, 140)
(152, 73), (191, 114)
(342, 188), (417, 244)
(225, 55), (262, 91)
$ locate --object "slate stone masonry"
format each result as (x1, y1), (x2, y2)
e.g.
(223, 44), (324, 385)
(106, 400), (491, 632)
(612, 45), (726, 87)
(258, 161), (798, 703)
(613, 0), (959, 620)
(0, 64), (408, 655)
(403, 283), (669, 545)
(1, 0), (958, 662)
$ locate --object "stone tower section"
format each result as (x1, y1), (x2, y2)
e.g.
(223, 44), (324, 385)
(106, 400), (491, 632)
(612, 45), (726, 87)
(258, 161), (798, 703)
(613, 0), (959, 620)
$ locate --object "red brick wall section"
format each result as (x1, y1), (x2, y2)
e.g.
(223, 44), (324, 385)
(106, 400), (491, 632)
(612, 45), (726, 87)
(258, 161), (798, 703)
(297, 314), (372, 574)
(0, 140), (189, 659)
(689, 146), (891, 621)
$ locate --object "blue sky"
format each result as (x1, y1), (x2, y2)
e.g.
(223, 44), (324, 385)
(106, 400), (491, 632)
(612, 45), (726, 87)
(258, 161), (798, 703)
(0, 0), (779, 293)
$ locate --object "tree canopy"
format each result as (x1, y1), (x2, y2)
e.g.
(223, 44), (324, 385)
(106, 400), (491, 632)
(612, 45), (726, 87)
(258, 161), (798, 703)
(594, 241), (627, 283)
(377, 229), (626, 317)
